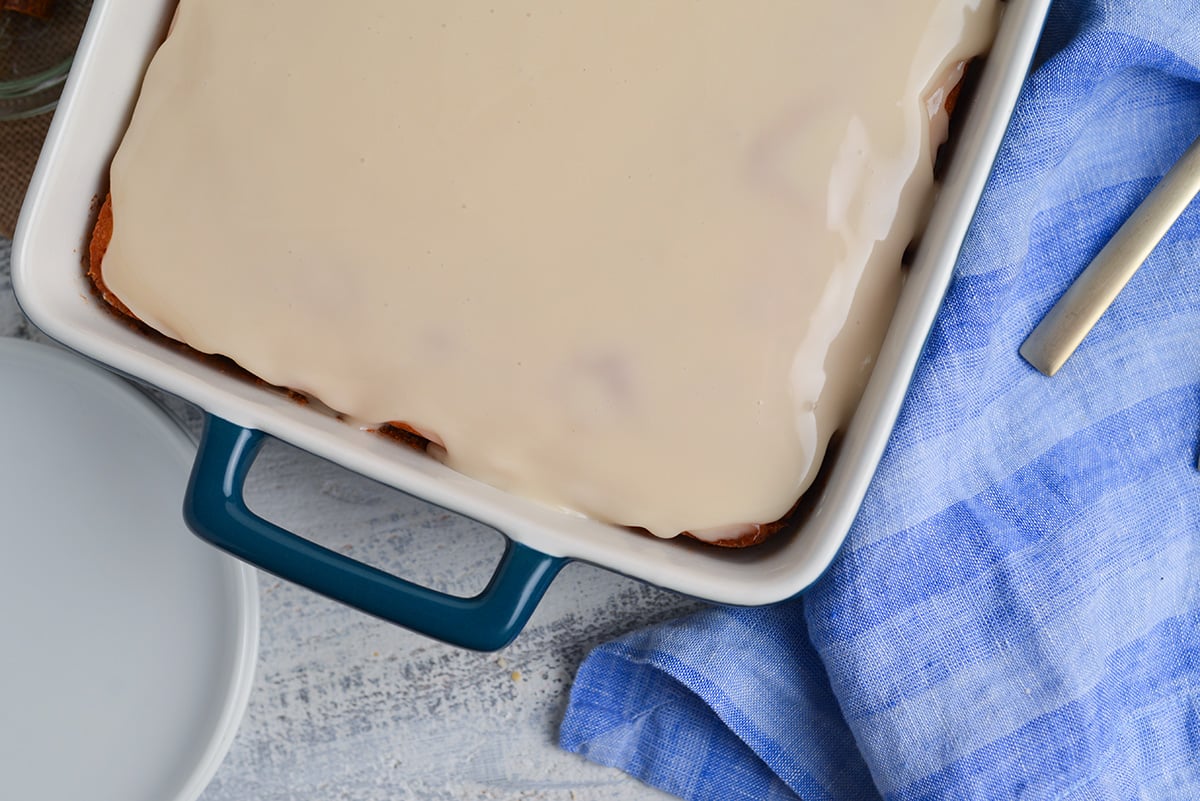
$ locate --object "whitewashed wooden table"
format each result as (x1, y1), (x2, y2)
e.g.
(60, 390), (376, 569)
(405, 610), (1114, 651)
(1, 237), (691, 800)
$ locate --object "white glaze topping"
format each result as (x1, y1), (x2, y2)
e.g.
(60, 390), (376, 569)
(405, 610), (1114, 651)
(103, 0), (999, 539)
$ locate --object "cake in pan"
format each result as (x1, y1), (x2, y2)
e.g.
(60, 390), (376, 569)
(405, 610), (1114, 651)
(88, 0), (1000, 545)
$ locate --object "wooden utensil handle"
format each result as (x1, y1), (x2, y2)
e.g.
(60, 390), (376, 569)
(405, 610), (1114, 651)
(1020, 132), (1200, 376)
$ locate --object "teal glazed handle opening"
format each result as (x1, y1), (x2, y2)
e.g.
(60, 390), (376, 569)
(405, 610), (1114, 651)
(183, 415), (566, 651)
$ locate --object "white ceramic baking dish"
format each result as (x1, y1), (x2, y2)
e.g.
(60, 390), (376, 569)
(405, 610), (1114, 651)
(13, 0), (1051, 650)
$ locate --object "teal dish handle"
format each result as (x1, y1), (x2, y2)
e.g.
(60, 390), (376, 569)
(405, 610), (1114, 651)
(183, 415), (567, 651)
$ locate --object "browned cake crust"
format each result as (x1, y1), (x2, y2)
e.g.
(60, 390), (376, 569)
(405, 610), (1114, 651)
(88, 195), (130, 317)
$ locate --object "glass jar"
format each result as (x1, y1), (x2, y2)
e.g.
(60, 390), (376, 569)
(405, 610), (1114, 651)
(0, 1), (92, 122)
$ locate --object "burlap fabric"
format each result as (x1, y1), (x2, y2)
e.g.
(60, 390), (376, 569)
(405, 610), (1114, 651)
(0, 113), (50, 237)
(0, 1), (92, 237)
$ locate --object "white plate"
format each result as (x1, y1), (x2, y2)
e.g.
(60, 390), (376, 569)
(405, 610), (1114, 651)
(0, 338), (258, 801)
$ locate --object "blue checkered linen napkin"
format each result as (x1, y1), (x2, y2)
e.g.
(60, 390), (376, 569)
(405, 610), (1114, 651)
(559, 2), (1200, 799)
